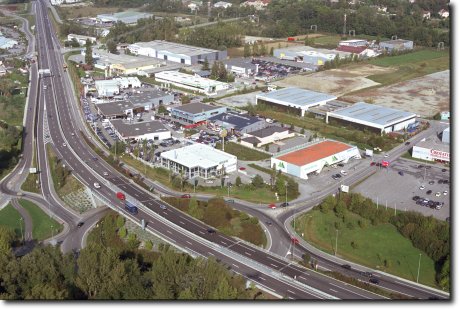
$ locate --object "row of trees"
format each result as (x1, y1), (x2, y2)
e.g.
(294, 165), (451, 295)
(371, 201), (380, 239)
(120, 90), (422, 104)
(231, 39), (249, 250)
(209, 61), (235, 82)
(179, 22), (244, 50)
(243, 42), (273, 57)
(317, 193), (450, 290)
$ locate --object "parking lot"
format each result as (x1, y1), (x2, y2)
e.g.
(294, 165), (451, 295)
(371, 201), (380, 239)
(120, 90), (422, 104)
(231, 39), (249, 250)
(353, 158), (450, 220)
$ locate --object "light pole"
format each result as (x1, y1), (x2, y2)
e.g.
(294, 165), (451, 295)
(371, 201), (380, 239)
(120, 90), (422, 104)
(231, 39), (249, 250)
(285, 180), (288, 206)
(416, 253), (422, 283)
(19, 217), (24, 245)
(335, 229), (339, 256)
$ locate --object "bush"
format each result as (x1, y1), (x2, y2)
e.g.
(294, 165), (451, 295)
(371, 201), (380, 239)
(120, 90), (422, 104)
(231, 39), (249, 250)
(351, 241), (359, 249)
(116, 216), (125, 229)
(145, 240), (153, 251)
(251, 175), (264, 188)
(118, 227), (127, 238)
(235, 176), (242, 186)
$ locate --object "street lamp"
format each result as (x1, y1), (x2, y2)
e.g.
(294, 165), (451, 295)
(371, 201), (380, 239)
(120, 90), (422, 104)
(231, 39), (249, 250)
(416, 253), (422, 283)
(19, 217), (24, 245)
(335, 229), (339, 256)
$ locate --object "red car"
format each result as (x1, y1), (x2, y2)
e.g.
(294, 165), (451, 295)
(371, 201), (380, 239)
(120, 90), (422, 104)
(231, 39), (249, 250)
(291, 237), (299, 244)
(181, 194), (191, 199)
(239, 167), (246, 171)
(116, 192), (126, 200)
(370, 162), (376, 166)
(268, 203), (276, 209)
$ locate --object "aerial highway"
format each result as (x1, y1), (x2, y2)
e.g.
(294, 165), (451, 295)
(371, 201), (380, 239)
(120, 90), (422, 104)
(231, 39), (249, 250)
(29, 0), (391, 300)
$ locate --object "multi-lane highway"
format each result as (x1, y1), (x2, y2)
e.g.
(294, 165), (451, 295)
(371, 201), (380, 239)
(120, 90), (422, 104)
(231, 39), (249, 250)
(28, 0), (397, 300)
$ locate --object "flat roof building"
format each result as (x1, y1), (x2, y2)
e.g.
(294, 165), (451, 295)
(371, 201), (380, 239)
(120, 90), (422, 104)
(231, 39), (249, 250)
(94, 77), (141, 97)
(109, 119), (171, 142)
(208, 112), (266, 133)
(241, 126), (295, 148)
(379, 39), (414, 51)
(273, 45), (352, 66)
(170, 102), (227, 124)
(0, 36), (18, 49)
(160, 143), (237, 179)
(223, 58), (258, 77)
(67, 34), (96, 46)
(326, 102), (417, 135)
(97, 11), (153, 24)
(412, 133), (450, 163)
(128, 40), (227, 65)
(155, 71), (229, 95)
(256, 87), (337, 116)
(271, 140), (361, 180)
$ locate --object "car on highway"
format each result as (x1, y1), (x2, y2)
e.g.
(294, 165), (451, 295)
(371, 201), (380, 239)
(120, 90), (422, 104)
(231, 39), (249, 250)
(369, 277), (380, 284)
(62, 143), (66, 147)
(341, 264), (352, 270)
(93, 182), (101, 189)
(291, 237), (299, 244)
(384, 154), (389, 158)
(268, 203), (276, 209)
(239, 167), (246, 171)
(43, 85), (47, 90)
(398, 171), (404, 176)
(360, 271), (373, 277)
(405, 141), (411, 145)
(442, 168), (447, 172)
(419, 185), (425, 190)
(426, 190), (432, 195)
(116, 192), (125, 200)
(443, 190), (448, 195)
(160, 204), (167, 210)
(340, 170), (347, 175)
(77, 222), (84, 228)
(207, 228), (216, 234)
(435, 192), (441, 197)
(71, 133), (75, 136)
(181, 194), (191, 199)
(265, 221), (272, 226)
(370, 162), (376, 166)
(280, 202), (289, 207)
(103, 171), (109, 176)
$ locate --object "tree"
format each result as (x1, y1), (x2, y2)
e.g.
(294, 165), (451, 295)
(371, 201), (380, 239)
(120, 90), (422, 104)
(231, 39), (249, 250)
(0, 226), (15, 254)
(116, 215), (125, 229)
(84, 39), (93, 65)
(235, 176), (242, 187)
(302, 253), (311, 267)
(269, 47), (274, 56)
(106, 40), (117, 54)
(243, 43), (251, 57)
(181, 95), (191, 105)
(260, 43), (267, 56)
(286, 178), (299, 198)
(158, 104), (168, 114)
(188, 198), (203, 220)
(201, 57), (210, 71)
(251, 174), (264, 188)
(252, 42), (259, 56)
(210, 61), (220, 79)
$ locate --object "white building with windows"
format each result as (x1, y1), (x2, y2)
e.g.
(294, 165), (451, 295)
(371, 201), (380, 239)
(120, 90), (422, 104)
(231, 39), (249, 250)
(155, 71), (229, 95)
(67, 34), (97, 46)
(160, 143), (237, 179)
(109, 119), (171, 142)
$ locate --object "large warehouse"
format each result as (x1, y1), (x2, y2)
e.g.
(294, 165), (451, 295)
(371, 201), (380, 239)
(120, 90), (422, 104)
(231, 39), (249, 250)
(109, 119), (171, 142)
(271, 140), (361, 180)
(127, 40), (227, 65)
(155, 71), (229, 95)
(170, 102), (227, 124)
(160, 143), (237, 179)
(326, 102), (417, 135)
(97, 12), (153, 24)
(273, 46), (352, 66)
(256, 88), (337, 116)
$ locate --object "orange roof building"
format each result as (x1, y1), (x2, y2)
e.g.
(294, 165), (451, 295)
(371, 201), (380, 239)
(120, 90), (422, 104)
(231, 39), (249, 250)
(271, 140), (361, 180)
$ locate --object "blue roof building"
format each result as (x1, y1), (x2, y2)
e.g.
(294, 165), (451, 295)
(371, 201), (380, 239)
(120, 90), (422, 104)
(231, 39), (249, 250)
(256, 87), (337, 116)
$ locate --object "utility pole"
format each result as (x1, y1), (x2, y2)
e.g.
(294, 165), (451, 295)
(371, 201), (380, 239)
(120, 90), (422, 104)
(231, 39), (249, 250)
(19, 217), (24, 245)
(416, 253), (422, 283)
(285, 180), (288, 206)
(335, 229), (339, 256)
(343, 14), (347, 37)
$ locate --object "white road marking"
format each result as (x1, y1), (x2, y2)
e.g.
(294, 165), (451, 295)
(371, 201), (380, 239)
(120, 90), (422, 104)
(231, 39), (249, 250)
(166, 230), (172, 234)
(244, 252), (252, 256)
(259, 277), (266, 281)
(179, 221), (185, 225)
(270, 263), (278, 268)
(199, 231), (205, 235)
(232, 263), (239, 269)
(208, 252), (214, 256)
(287, 289), (296, 295)
(186, 241), (192, 245)
(299, 276), (307, 280)
(220, 241), (227, 245)
(330, 289), (338, 293)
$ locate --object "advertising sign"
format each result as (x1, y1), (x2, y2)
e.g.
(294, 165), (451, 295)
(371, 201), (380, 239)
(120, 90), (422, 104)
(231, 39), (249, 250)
(340, 185), (349, 193)
(430, 149), (450, 161)
(365, 149), (374, 157)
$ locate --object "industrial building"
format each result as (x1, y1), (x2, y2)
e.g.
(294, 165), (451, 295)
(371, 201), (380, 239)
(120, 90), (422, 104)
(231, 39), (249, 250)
(127, 40), (227, 65)
(155, 71), (229, 95)
(170, 102), (227, 124)
(271, 140), (361, 180)
(67, 34), (96, 46)
(273, 46), (352, 66)
(94, 77), (142, 97)
(326, 102), (417, 135)
(160, 143), (237, 179)
(109, 119), (171, 142)
(97, 11), (153, 25)
(223, 58), (258, 77)
(412, 131), (450, 163)
(338, 39), (368, 47)
(379, 39), (414, 51)
(96, 101), (138, 119)
(240, 126), (294, 148)
(208, 112), (266, 134)
(256, 88), (337, 116)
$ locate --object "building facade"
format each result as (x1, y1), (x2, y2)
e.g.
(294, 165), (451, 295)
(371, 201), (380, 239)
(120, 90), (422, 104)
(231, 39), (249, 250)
(170, 102), (227, 124)
(379, 39), (414, 51)
(155, 71), (229, 95)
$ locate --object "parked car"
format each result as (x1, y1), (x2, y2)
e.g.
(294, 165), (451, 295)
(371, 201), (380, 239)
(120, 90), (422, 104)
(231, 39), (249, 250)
(268, 203), (276, 209)
(442, 168), (447, 172)
(405, 142), (411, 145)
(280, 202), (289, 208)
(428, 181), (435, 185)
(419, 185), (425, 190)
(239, 167), (246, 171)
(398, 171), (404, 176)
(291, 237), (299, 244)
(426, 190), (432, 195)
(412, 196), (420, 201)
(340, 170), (347, 175)
(370, 162), (376, 166)
(93, 182), (101, 189)
(435, 192), (441, 197)
(443, 190), (448, 195)
(181, 194), (191, 199)
(337, 163), (344, 167)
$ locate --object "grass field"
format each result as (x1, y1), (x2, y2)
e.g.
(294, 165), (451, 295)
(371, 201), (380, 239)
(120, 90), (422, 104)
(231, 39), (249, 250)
(0, 203), (23, 237)
(369, 50), (448, 67)
(215, 142), (271, 161)
(18, 199), (62, 240)
(21, 146), (40, 194)
(47, 145), (84, 197)
(295, 209), (437, 287)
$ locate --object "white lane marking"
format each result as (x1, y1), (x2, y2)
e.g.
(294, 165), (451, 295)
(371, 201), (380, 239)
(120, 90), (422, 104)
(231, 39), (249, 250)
(330, 289), (338, 293)
(220, 241), (227, 245)
(244, 251), (252, 256)
(179, 221), (185, 225)
(199, 231), (205, 235)
(259, 277), (266, 281)
(186, 241), (192, 245)
(267, 255), (284, 264)
(166, 230), (172, 234)
(287, 289), (296, 295)
(232, 263), (239, 269)
(299, 276), (307, 280)
(270, 263), (278, 268)
(328, 282), (372, 299)
(208, 252), (214, 256)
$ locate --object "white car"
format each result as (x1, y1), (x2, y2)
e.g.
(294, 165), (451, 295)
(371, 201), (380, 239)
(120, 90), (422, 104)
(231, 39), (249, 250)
(71, 133), (75, 136)
(93, 182), (101, 189)
(205, 180), (214, 184)
(384, 154), (389, 158)
(103, 172), (109, 176)
(43, 85), (47, 90)
(435, 192), (441, 197)
(340, 170), (347, 175)
(62, 143), (67, 147)
(443, 190), (448, 195)
(419, 185), (425, 190)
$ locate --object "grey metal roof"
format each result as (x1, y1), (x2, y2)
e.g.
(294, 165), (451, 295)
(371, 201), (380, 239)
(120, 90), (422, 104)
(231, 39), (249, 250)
(248, 126), (289, 138)
(97, 101), (134, 116)
(110, 119), (169, 137)
(415, 135), (450, 153)
(223, 58), (258, 70)
(329, 102), (416, 127)
(241, 136), (261, 145)
(128, 90), (172, 106)
(255, 56), (318, 70)
(133, 40), (220, 56)
(257, 87), (336, 107)
(208, 112), (262, 131)
(380, 39), (413, 45)
(172, 102), (223, 114)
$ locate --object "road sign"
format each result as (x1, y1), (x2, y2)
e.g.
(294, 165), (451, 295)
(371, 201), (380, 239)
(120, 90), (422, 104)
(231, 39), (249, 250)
(219, 129), (228, 138)
(340, 184), (349, 193)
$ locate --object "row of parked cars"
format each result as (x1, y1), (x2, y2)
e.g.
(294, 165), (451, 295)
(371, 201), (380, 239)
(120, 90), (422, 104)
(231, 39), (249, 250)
(413, 196), (444, 210)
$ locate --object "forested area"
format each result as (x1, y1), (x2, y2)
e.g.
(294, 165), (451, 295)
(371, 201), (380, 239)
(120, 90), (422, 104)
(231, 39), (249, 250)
(0, 213), (256, 299)
(316, 193), (450, 290)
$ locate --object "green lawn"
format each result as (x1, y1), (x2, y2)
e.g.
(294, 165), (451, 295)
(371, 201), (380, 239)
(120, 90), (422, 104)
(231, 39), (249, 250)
(369, 49), (448, 67)
(0, 204), (23, 237)
(18, 199), (62, 240)
(295, 209), (437, 287)
(215, 142), (271, 161)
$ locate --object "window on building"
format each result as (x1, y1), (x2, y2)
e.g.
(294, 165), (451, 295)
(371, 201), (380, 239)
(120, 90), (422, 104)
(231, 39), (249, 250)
(181, 59), (185, 64)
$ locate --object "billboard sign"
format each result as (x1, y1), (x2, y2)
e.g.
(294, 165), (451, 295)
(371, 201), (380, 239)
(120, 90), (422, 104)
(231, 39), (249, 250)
(430, 149), (449, 161)
(340, 185), (349, 193)
(365, 149), (373, 157)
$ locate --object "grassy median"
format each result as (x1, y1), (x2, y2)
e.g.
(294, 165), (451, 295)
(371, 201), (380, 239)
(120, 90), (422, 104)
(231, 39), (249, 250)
(18, 199), (62, 240)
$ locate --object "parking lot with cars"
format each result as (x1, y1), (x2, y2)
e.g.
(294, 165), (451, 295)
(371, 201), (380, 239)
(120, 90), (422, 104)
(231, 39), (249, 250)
(353, 158), (450, 220)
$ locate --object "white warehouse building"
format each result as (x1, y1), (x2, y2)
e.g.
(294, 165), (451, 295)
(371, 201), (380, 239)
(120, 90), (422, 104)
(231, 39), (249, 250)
(160, 143), (237, 180)
(326, 102), (417, 135)
(271, 140), (361, 180)
(155, 71), (229, 95)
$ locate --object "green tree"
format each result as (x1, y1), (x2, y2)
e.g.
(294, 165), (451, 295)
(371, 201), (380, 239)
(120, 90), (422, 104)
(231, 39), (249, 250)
(286, 178), (299, 198)
(260, 43), (267, 56)
(235, 176), (242, 187)
(252, 42), (259, 56)
(243, 43), (251, 57)
(269, 46), (274, 56)
(201, 57), (210, 71)
(0, 226), (15, 254)
(84, 39), (93, 65)
(251, 174), (264, 188)
(210, 277), (238, 299)
(106, 40), (117, 54)
(158, 104), (168, 114)
(118, 227), (127, 238)
(188, 198), (203, 220)
(144, 240), (153, 251)
(210, 61), (219, 79)
(181, 95), (191, 105)
(116, 215), (125, 229)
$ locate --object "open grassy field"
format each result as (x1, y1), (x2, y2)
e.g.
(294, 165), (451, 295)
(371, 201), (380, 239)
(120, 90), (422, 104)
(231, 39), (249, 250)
(57, 5), (121, 19)
(215, 142), (271, 161)
(295, 209), (437, 287)
(18, 199), (62, 240)
(369, 49), (449, 67)
(0, 203), (23, 237)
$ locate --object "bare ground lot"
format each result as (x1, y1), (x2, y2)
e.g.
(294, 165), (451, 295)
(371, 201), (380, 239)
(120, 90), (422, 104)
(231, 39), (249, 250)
(341, 70), (450, 117)
(273, 64), (395, 96)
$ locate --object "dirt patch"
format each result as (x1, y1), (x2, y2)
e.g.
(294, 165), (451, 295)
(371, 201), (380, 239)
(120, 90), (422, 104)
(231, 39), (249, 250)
(341, 70), (450, 117)
(273, 64), (395, 96)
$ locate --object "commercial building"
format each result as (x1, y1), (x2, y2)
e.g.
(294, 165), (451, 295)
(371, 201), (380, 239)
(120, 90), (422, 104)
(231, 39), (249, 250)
(223, 58), (258, 77)
(170, 102), (227, 124)
(127, 40), (227, 65)
(326, 102), (416, 135)
(412, 133), (450, 163)
(273, 45), (352, 66)
(208, 112), (266, 134)
(241, 126), (294, 148)
(96, 101), (139, 119)
(67, 34), (96, 46)
(94, 77), (142, 97)
(155, 71), (229, 95)
(97, 11), (153, 25)
(338, 39), (368, 47)
(256, 87), (337, 116)
(160, 143), (237, 179)
(271, 140), (361, 180)
(379, 39), (414, 51)
(109, 119), (171, 142)
(0, 36), (18, 49)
